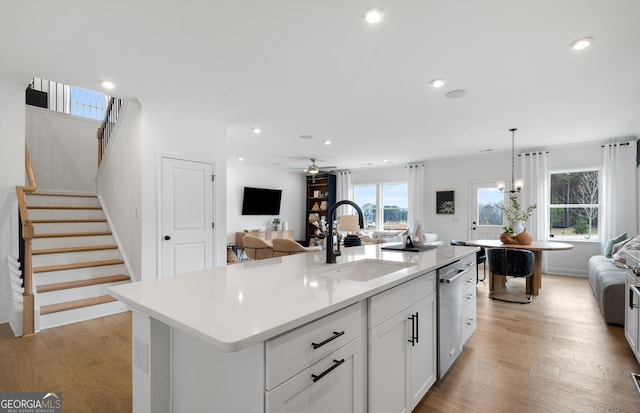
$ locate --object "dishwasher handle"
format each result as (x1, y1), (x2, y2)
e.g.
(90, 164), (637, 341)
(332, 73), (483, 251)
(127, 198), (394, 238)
(440, 268), (469, 284)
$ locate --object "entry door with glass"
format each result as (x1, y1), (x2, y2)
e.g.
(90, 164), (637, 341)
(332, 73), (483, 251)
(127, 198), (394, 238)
(470, 182), (507, 240)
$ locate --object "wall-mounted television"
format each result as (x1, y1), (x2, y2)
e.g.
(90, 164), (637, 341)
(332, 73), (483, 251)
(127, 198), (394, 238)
(242, 187), (282, 215)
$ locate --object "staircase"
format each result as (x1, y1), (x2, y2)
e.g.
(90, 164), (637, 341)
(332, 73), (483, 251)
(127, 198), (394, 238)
(26, 192), (130, 330)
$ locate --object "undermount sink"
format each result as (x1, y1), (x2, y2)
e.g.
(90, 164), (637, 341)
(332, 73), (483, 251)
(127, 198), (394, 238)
(310, 259), (416, 282)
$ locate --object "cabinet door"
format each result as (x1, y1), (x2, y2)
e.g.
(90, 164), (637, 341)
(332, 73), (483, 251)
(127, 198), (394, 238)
(409, 294), (437, 410)
(266, 339), (363, 413)
(369, 311), (410, 413)
(626, 271), (639, 355)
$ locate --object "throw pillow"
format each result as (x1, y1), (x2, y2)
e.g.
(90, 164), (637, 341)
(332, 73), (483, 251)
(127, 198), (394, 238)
(613, 234), (640, 261)
(612, 238), (631, 256)
(603, 233), (627, 258)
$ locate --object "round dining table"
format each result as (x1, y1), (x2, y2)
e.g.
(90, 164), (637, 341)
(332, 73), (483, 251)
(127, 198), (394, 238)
(464, 240), (573, 295)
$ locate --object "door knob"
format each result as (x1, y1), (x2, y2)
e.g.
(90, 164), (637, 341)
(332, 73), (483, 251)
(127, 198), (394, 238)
(164, 235), (171, 240)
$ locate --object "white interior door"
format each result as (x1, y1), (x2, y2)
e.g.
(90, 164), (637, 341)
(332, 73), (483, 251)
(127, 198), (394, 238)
(469, 182), (507, 240)
(161, 157), (214, 277)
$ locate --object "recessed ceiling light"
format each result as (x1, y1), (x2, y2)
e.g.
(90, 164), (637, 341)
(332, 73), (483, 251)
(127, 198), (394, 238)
(363, 8), (384, 24)
(238, 157), (244, 161)
(252, 128), (262, 134)
(430, 79), (446, 88)
(569, 37), (594, 50)
(102, 81), (115, 90)
(323, 140), (332, 145)
(383, 159), (391, 163)
(445, 89), (467, 99)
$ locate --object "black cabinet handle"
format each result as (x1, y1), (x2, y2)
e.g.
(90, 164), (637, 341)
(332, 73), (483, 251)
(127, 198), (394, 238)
(312, 331), (345, 350)
(407, 314), (416, 346)
(164, 235), (171, 240)
(415, 312), (419, 344)
(311, 359), (345, 383)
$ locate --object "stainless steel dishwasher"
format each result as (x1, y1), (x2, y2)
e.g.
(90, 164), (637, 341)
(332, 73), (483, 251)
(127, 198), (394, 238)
(437, 260), (468, 379)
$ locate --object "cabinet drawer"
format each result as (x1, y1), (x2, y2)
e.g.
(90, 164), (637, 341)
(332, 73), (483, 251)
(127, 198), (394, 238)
(266, 303), (363, 390)
(462, 284), (476, 309)
(369, 271), (436, 328)
(266, 339), (363, 413)
(462, 300), (476, 344)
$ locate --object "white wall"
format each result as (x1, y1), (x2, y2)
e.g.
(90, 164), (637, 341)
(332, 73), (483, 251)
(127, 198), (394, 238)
(0, 84), (26, 323)
(423, 140), (634, 276)
(97, 101), (143, 280)
(25, 106), (99, 193)
(226, 164), (305, 243)
(351, 165), (407, 185)
(139, 101), (228, 280)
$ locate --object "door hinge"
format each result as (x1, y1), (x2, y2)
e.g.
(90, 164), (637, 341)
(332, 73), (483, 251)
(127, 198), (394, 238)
(212, 222), (215, 229)
(211, 174), (215, 182)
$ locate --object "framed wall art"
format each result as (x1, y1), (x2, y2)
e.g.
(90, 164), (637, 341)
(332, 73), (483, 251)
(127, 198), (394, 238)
(436, 190), (455, 214)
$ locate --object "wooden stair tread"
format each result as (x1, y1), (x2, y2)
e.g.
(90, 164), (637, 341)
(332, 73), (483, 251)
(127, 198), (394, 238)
(31, 219), (107, 223)
(28, 192), (97, 198)
(37, 275), (130, 293)
(33, 245), (118, 255)
(34, 259), (124, 273)
(33, 231), (112, 239)
(27, 205), (102, 210)
(40, 295), (118, 315)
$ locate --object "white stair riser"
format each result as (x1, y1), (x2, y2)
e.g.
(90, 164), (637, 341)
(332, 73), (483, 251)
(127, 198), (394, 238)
(37, 281), (129, 306)
(33, 222), (109, 235)
(34, 264), (127, 285)
(33, 235), (115, 250)
(27, 209), (105, 221)
(33, 249), (122, 267)
(39, 301), (129, 330)
(26, 195), (100, 207)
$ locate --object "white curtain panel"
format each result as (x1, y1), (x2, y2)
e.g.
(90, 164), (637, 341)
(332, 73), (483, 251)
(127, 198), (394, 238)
(520, 151), (548, 242)
(520, 151), (549, 272)
(407, 164), (425, 231)
(335, 171), (352, 216)
(602, 141), (638, 249)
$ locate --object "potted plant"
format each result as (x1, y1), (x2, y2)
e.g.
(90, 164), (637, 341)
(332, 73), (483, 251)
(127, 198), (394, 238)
(499, 193), (536, 244)
(272, 217), (281, 231)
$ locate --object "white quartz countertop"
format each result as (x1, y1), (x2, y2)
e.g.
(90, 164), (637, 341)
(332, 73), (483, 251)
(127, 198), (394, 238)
(109, 244), (477, 352)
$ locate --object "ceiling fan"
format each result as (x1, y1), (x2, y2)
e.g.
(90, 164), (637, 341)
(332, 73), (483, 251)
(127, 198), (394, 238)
(306, 158), (337, 175)
(290, 158), (337, 175)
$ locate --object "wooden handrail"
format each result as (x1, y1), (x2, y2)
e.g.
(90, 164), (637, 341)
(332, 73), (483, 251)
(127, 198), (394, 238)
(15, 143), (37, 336)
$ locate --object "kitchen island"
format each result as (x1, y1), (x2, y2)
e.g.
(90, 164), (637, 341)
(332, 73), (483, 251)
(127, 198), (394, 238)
(109, 243), (478, 413)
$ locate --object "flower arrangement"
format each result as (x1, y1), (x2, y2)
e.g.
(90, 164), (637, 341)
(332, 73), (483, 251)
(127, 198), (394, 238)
(312, 216), (328, 239)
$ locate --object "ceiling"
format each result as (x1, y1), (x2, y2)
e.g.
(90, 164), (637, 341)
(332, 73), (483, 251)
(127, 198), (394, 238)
(2, 0), (639, 172)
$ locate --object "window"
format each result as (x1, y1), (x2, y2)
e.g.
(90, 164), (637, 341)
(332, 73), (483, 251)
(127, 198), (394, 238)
(549, 170), (599, 240)
(353, 183), (408, 230)
(70, 86), (108, 120)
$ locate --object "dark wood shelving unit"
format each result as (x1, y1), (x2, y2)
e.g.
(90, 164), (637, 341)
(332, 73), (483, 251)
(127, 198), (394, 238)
(305, 174), (336, 244)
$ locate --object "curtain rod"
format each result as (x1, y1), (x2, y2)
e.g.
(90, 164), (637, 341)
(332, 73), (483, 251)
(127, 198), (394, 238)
(601, 142), (630, 147)
(518, 151), (548, 157)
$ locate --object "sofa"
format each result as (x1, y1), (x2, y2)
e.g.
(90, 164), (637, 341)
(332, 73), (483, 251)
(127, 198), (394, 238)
(588, 233), (633, 326)
(359, 229), (441, 245)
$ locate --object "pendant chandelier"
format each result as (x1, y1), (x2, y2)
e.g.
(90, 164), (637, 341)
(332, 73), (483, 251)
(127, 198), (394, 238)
(497, 128), (523, 193)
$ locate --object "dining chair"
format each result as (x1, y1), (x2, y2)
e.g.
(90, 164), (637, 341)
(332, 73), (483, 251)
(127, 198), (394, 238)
(487, 248), (535, 304)
(450, 240), (486, 283)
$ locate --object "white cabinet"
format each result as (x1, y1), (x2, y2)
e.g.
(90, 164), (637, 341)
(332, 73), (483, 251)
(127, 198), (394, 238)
(266, 302), (366, 413)
(461, 257), (477, 345)
(368, 272), (437, 413)
(625, 269), (640, 361)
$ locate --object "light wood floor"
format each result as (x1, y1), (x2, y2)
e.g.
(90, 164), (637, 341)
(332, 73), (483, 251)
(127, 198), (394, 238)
(417, 274), (640, 413)
(1, 275), (639, 412)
